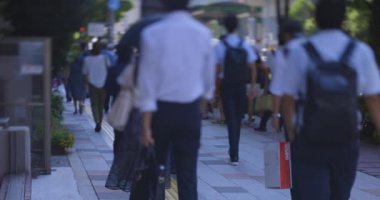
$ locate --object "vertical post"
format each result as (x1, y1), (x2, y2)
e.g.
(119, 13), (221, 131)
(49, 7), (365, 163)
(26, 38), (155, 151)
(43, 38), (52, 174)
(108, 8), (115, 44)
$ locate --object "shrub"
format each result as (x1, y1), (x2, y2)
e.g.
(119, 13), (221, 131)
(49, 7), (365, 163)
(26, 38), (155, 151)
(50, 94), (74, 153)
(51, 115), (74, 154)
(51, 94), (64, 119)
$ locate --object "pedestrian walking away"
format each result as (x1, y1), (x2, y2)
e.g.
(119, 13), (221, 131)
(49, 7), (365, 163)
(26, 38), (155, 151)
(215, 15), (257, 166)
(269, 19), (304, 200)
(67, 42), (88, 115)
(278, 0), (380, 199)
(83, 42), (111, 132)
(101, 42), (118, 113)
(133, 0), (216, 199)
(105, 14), (163, 192)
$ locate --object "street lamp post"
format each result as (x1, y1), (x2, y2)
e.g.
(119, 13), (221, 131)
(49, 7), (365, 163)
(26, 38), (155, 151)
(108, 0), (120, 44)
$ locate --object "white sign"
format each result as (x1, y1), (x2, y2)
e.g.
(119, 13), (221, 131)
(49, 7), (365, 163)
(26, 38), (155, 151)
(87, 22), (107, 37)
(20, 64), (43, 75)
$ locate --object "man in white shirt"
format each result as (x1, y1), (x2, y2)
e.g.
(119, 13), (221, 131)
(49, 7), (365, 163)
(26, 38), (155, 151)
(136, 0), (215, 199)
(270, 20), (304, 131)
(214, 15), (257, 165)
(269, 20), (304, 200)
(279, 0), (380, 199)
(83, 42), (111, 132)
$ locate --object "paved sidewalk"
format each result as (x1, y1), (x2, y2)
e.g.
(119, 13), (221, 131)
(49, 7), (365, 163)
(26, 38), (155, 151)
(46, 101), (380, 200)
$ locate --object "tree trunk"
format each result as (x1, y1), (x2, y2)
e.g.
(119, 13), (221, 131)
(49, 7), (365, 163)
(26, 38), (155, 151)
(276, 0), (282, 25)
(276, 0), (290, 26)
(284, 0), (290, 20)
(370, 0), (380, 64)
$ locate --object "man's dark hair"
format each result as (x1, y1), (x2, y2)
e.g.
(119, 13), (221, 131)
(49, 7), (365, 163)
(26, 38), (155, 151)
(91, 42), (101, 55)
(80, 42), (87, 51)
(223, 15), (238, 33)
(160, 0), (189, 11)
(280, 20), (303, 36)
(315, 0), (347, 29)
(278, 19), (303, 45)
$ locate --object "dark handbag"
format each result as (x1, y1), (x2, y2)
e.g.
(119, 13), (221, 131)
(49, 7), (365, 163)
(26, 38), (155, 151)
(130, 145), (166, 200)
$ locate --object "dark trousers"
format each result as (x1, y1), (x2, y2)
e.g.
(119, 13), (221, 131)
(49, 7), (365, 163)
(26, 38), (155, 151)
(291, 139), (359, 200)
(221, 83), (246, 161)
(258, 111), (272, 129)
(88, 84), (106, 124)
(64, 80), (72, 102)
(104, 93), (116, 113)
(138, 100), (201, 200)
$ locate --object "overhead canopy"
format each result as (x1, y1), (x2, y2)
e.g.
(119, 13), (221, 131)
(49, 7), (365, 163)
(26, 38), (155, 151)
(191, 2), (252, 21)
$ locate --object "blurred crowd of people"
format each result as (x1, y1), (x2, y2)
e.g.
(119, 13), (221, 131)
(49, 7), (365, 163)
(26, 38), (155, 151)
(51, 0), (380, 200)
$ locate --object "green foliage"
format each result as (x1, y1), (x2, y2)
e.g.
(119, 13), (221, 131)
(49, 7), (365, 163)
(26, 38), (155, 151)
(84, 0), (133, 23)
(289, 0), (316, 34)
(289, 0), (369, 35)
(4, 0), (133, 74)
(50, 94), (74, 152)
(32, 94), (74, 152)
(51, 95), (64, 119)
(51, 116), (74, 151)
(344, 0), (371, 41)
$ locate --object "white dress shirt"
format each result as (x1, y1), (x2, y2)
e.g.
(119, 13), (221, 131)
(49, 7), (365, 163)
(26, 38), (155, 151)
(83, 54), (110, 88)
(214, 33), (257, 79)
(279, 30), (380, 98)
(270, 37), (306, 96)
(138, 11), (216, 112)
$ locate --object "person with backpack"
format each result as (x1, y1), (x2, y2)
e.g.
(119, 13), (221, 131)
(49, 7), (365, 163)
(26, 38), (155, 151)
(279, 0), (380, 199)
(215, 15), (257, 165)
(270, 20), (304, 132)
(269, 19), (304, 200)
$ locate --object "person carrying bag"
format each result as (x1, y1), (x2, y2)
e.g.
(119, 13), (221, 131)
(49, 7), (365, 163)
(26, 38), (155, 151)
(105, 53), (142, 192)
(130, 145), (166, 200)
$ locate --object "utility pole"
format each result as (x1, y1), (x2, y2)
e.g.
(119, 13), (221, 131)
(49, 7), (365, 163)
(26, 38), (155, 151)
(108, 9), (115, 44)
(107, 0), (120, 44)
(276, 0), (290, 26)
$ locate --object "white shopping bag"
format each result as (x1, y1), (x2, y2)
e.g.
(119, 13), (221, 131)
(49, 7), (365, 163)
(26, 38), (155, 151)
(264, 141), (292, 189)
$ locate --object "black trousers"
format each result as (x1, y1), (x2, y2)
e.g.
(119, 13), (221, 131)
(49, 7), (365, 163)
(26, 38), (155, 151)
(291, 139), (359, 200)
(104, 93), (116, 113)
(221, 83), (246, 161)
(150, 100), (202, 200)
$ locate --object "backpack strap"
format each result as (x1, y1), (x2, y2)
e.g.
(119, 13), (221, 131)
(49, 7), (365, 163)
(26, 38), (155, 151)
(303, 41), (323, 64)
(238, 38), (244, 48)
(222, 38), (244, 49)
(340, 40), (356, 64)
(222, 39), (232, 49)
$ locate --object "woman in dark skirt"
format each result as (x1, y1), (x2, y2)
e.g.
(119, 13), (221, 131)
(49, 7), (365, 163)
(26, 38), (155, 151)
(68, 43), (88, 114)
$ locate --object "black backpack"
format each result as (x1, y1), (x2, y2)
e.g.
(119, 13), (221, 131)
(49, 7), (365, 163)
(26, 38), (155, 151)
(300, 40), (358, 144)
(222, 39), (248, 84)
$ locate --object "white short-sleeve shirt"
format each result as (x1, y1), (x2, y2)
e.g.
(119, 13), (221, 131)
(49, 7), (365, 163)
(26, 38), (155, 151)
(280, 30), (380, 98)
(137, 11), (216, 112)
(83, 54), (110, 88)
(270, 37), (306, 96)
(214, 33), (257, 79)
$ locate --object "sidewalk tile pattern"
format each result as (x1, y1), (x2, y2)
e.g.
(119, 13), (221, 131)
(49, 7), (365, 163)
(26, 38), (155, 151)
(61, 102), (380, 200)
